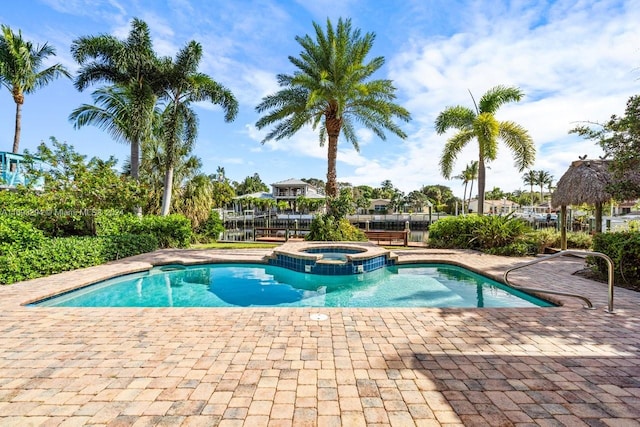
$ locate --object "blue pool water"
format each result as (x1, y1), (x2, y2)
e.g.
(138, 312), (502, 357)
(32, 264), (554, 308)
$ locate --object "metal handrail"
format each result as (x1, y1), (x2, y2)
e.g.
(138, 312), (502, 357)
(503, 250), (615, 313)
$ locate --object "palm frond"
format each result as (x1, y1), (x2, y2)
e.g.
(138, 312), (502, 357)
(439, 129), (475, 178)
(434, 106), (475, 134)
(499, 120), (535, 171)
(478, 85), (524, 114)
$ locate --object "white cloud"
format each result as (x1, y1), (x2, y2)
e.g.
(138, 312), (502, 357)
(379, 0), (640, 196)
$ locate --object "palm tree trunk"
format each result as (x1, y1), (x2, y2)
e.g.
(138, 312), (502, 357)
(477, 156), (486, 216)
(12, 101), (22, 154)
(130, 138), (140, 180)
(462, 182), (468, 215)
(325, 133), (339, 199)
(468, 180), (474, 213)
(161, 166), (174, 216)
(530, 184), (534, 207)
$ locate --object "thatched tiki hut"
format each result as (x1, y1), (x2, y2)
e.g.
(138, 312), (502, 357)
(552, 159), (613, 249)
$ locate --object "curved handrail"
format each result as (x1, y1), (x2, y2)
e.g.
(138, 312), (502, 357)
(503, 250), (615, 313)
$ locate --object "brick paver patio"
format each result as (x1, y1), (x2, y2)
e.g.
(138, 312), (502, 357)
(0, 248), (638, 426)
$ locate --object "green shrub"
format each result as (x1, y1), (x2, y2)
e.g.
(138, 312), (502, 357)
(428, 214), (531, 254)
(525, 230), (593, 254)
(196, 210), (225, 243)
(94, 209), (137, 236)
(128, 215), (192, 248)
(591, 231), (640, 286)
(526, 228), (559, 254)
(0, 234), (158, 285)
(0, 216), (45, 255)
(567, 232), (592, 249)
(427, 215), (482, 249)
(95, 212), (192, 248)
(306, 214), (367, 241)
(471, 214), (530, 250)
(99, 234), (159, 260)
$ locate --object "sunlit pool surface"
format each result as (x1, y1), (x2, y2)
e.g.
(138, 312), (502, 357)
(32, 263), (554, 308)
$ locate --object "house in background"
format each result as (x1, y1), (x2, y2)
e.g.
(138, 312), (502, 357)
(467, 198), (519, 214)
(0, 151), (44, 191)
(367, 198), (391, 214)
(232, 179), (325, 213)
(271, 179), (324, 205)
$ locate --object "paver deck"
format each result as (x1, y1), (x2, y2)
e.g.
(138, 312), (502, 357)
(0, 248), (638, 426)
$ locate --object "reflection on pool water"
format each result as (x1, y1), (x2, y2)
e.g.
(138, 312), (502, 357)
(32, 264), (554, 308)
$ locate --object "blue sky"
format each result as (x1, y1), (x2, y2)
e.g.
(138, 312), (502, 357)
(1, 0), (638, 198)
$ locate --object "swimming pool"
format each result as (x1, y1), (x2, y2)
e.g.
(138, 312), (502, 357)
(32, 263), (554, 308)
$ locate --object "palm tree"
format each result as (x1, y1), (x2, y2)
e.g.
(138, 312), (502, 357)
(0, 25), (71, 154)
(455, 160), (478, 214)
(69, 85), (157, 157)
(466, 161), (479, 212)
(523, 169), (537, 207)
(535, 170), (552, 204)
(71, 18), (163, 180)
(255, 18), (411, 207)
(137, 125), (213, 227)
(435, 85), (535, 215)
(157, 40), (238, 215)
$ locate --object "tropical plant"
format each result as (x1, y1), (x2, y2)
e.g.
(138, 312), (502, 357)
(428, 213), (533, 255)
(276, 200), (289, 212)
(523, 169), (537, 207)
(405, 190), (429, 213)
(485, 186), (506, 201)
(23, 137), (142, 236)
(197, 210), (225, 242)
(435, 85), (535, 215)
(0, 25), (71, 154)
(211, 179), (236, 208)
(71, 18), (163, 180)
(535, 170), (553, 204)
(234, 173), (269, 195)
(69, 84), (160, 168)
(136, 129), (215, 228)
(455, 161), (478, 213)
(571, 94), (640, 200)
(255, 18), (411, 206)
(156, 40), (238, 215)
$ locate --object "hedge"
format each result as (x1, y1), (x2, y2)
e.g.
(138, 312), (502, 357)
(0, 234), (158, 285)
(96, 212), (192, 248)
(591, 231), (640, 287)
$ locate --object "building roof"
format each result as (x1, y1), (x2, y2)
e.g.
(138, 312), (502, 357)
(552, 159), (614, 207)
(272, 178), (308, 186)
(233, 192), (274, 200)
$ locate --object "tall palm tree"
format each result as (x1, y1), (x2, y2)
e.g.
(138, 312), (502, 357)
(137, 123), (211, 225)
(466, 161), (479, 212)
(455, 160), (478, 214)
(157, 40), (238, 215)
(71, 18), (163, 180)
(435, 85), (535, 215)
(255, 18), (411, 206)
(535, 170), (552, 205)
(523, 169), (537, 207)
(0, 25), (71, 154)
(454, 172), (469, 214)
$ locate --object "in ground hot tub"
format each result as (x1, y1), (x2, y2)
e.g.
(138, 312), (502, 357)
(267, 241), (396, 275)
